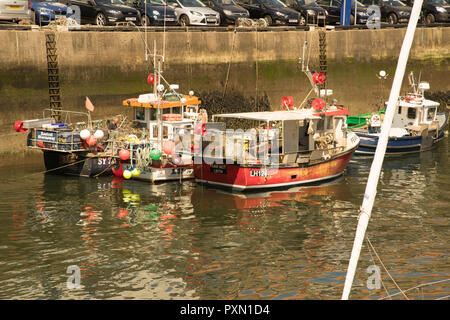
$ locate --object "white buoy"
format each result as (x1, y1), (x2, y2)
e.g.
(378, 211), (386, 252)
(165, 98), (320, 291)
(80, 129), (90, 140)
(93, 129), (104, 139)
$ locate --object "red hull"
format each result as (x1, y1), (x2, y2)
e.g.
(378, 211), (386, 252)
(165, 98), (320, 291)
(194, 150), (355, 191)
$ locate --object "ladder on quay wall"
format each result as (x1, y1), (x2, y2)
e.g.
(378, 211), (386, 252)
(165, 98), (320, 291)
(318, 30), (328, 100)
(45, 32), (62, 122)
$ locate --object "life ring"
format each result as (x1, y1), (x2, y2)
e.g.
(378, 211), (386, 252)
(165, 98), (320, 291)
(14, 121), (27, 133)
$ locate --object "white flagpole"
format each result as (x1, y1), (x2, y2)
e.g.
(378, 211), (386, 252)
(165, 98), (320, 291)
(341, 0), (424, 300)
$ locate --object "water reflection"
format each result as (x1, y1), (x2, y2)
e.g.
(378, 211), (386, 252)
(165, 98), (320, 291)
(0, 138), (448, 299)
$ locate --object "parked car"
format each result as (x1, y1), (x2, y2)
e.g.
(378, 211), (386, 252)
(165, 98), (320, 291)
(123, 0), (177, 25)
(0, 0), (32, 22)
(316, 0), (369, 24)
(30, 0), (70, 25)
(237, 0), (301, 25)
(281, 0), (327, 25)
(165, 0), (220, 25)
(405, 0), (449, 23)
(359, 0), (410, 24)
(202, 0), (249, 25)
(59, 0), (140, 25)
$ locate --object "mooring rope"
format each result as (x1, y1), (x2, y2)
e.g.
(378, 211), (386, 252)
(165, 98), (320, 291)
(366, 236), (409, 300)
(378, 278), (450, 300)
(366, 237), (392, 299)
(223, 28), (237, 98)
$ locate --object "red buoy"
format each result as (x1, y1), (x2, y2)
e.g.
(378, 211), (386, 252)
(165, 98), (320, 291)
(112, 161), (124, 177)
(317, 73), (326, 85)
(147, 74), (160, 85)
(312, 73), (326, 85)
(14, 121), (27, 133)
(86, 135), (97, 146)
(118, 149), (130, 161)
(312, 98), (326, 111)
(281, 96), (294, 108)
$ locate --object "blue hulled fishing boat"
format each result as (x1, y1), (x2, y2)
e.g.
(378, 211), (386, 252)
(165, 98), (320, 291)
(350, 74), (448, 155)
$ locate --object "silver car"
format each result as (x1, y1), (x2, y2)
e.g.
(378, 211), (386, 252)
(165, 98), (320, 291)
(166, 0), (220, 26)
(0, 0), (32, 22)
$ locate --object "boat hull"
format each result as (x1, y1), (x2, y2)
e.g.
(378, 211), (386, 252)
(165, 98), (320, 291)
(355, 128), (446, 155)
(194, 149), (356, 191)
(43, 150), (113, 177)
(122, 163), (194, 182)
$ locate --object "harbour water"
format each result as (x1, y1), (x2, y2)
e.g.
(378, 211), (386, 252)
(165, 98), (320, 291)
(0, 136), (448, 299)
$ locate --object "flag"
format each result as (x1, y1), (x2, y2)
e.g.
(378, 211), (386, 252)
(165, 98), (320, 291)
(85, 96), (94, 112)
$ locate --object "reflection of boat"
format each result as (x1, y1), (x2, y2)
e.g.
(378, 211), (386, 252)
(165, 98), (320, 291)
(194, 43), (359, 191)
(350, 73), (448, 155)
(192, 178), (351, 210)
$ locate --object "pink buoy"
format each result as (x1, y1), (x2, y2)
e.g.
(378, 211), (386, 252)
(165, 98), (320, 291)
(119, 149), (130, 161)
(163, 140), (175, 155)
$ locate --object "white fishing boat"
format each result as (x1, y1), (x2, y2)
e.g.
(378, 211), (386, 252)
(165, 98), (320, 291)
(350, 73), (448, 155)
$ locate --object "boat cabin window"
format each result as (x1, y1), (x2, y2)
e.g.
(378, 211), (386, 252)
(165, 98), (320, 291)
(316, 118), (325, 131)
(163, 125), (169, 139)
(398, 106), (402, 114)
(326, 117), (333, 130)
(162, 107), (181, 114)
(135, 107), (145, 121)
(427, 107), (436, 121)
(407, 107), (416, 120)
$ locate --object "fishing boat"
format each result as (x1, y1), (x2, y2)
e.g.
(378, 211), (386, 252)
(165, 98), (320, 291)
(114, 87), (207, 182)
(193, 44), (360, 191)
(350, 73), (448, 155)
(15, 107), (115, 177)
(110, 49), (208, 183)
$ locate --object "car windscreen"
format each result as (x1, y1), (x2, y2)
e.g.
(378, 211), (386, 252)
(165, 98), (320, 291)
(428, 0), (448, 4)
(261, 0), (287, 7)
(146, 0), (167, 5)
(178, 0), (206, 6)
(96, 0), (126, 5)
(382, 0), (406, 6)
(216, 0), (237, 4)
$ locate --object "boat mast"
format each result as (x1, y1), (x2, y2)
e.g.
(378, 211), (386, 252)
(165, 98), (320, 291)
(341, 0), (424, 300)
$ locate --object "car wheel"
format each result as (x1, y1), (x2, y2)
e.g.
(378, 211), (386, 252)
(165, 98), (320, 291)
(264, 15), (272, 26)
(299, 14), (307, 26)
(426, 13), (435, 24)
(95, 12), (107, 26)
(388, 13), (398, 24)
(180, 15), (190, 27)
(141, 15), (150, 26)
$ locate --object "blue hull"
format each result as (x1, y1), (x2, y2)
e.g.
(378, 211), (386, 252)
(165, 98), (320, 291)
(355, 129), (445, 155)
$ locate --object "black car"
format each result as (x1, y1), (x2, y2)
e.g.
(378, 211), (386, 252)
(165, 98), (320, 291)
(316, 0), (369, 24)
(360, 0), (411, 24)
(123, 0), (178, 25)
(405, 0), (449, 23)
(281, 0), (327, 25)
(202, 0), (250, 25)
(237, 0), (301, 25)
(60, 0), (140, 25)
